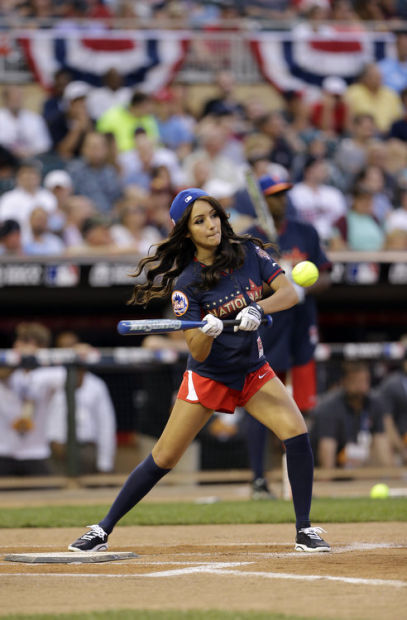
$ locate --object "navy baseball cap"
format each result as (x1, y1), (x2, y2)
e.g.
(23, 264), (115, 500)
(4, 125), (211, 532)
(0, 219), (20, 239)
(259, 175), (292, 196)
(169, 188), (209, 224)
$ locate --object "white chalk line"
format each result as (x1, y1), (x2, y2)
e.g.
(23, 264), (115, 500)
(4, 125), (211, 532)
(1, 567), (404, 588)
(143, 567), (405, 588)
(1, 543), (406, 588)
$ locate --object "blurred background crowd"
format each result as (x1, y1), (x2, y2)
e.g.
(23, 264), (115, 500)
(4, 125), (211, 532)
(1, 0), (407, 26)
(0, 2), (407, 256)
(2, 63), (407, 255)
(0, 1), (407, 478)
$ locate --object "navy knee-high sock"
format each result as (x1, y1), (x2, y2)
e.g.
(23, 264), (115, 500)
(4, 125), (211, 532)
(245, 413), (268, 480)
(283, 433), (313, 531)
(99, 453), (170, 535)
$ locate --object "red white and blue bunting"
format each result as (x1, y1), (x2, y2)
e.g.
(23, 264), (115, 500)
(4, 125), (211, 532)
(18, 32), (189, 93)
(250, 31), (392, 95)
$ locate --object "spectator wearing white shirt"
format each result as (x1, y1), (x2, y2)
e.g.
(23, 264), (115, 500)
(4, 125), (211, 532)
(0, 160), (57, 244)
(0, 322), (64, 476)
(47, 367), (116, 474)
(0, 85), (51, 159)
(0, 368), (36, 476)
(6, 366), (66, 474)
(48, 331), (117, 474)
(44, 169), (73, 211)
(23, 207), (66, 256)
(43, 169), (74, 236)
(87, 68), (132, 121)
(289, 156), (347, 244)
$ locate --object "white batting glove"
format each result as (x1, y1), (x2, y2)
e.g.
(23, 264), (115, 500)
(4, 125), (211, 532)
(200, 314), (224, 338)
(234, 303), (264, 332)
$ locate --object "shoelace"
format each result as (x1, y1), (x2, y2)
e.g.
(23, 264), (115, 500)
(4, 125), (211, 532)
(81, 524), (106, 541)
(300, 527), (327, 540)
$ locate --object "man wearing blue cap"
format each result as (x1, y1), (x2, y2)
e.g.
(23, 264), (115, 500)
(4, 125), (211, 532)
(244, 175), (331, 499)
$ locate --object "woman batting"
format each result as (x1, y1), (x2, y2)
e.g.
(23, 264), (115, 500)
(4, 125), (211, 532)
(69, 188), (330, 553)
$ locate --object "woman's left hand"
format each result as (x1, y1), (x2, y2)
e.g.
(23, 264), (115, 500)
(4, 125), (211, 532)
(234, 303), (264, 332)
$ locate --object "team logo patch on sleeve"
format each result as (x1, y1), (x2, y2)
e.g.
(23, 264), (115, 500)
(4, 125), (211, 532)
(255, 246), (271, 261)
(172, 290), (189, 316)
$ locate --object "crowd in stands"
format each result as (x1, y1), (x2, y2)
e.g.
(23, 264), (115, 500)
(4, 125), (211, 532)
(2, 55), (407, 256)
(1, 1), (407, 27)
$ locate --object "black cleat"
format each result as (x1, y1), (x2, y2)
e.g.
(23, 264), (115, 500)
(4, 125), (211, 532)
(295, 527), (331, 552)
(68, 524), (108, 552)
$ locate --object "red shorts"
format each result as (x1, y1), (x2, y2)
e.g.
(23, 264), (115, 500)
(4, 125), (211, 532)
(177, 362), (275, 413)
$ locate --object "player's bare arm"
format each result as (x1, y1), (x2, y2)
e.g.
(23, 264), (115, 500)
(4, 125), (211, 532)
(257, 273), (299, 315)
(184, 327), (215, 362)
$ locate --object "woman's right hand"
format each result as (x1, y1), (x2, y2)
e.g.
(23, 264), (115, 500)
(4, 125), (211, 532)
(199, 314), (223, 338)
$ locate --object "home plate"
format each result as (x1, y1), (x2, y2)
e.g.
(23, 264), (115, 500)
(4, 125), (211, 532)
(4, 551), (138, 564)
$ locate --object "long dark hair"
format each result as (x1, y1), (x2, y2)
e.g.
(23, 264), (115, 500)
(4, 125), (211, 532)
(128, 196), (269, 305)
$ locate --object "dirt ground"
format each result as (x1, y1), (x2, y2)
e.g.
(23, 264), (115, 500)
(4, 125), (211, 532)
(1, 521), (406, 619)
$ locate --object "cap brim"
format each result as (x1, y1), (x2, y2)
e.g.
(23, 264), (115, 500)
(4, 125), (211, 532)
(263, 182), (293, 196)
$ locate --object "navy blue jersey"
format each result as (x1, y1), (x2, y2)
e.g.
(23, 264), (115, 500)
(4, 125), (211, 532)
(246, 218), (331, 372)
(171, 241), (283, 390)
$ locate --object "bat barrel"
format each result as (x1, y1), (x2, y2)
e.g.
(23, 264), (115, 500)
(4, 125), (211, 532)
(118, 319), (186, 335)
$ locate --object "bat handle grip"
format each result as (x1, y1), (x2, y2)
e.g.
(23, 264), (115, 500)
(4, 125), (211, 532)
(222, 315), (273, 328)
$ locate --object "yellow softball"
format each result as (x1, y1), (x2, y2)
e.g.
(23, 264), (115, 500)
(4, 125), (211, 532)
(370, 483), (390, 499)
(291, 261), (319, 287)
